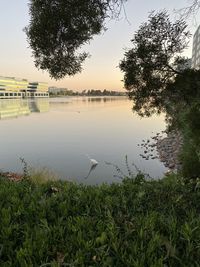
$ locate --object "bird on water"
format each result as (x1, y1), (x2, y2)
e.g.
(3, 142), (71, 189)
(84, 154), (98, 179)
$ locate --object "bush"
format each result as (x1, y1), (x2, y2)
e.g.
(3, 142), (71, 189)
(180, 141), (200, 178)
(177, 102), (200, 178)
(0, 175), (200, 266)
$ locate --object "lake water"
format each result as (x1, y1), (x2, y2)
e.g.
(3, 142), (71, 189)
(0, 97), (167, 184)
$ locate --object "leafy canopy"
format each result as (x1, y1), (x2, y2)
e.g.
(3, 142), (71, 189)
(26, 0), (126, 79)
(119, 10), (191, 116)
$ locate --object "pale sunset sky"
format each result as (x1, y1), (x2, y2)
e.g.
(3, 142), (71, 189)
(0, 0), (199, 91)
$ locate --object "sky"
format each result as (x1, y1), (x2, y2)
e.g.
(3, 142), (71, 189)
(0, 0), (199, 91)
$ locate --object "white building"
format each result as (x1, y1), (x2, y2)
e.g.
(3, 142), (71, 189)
(48, 87), (68, 94)
(0, 76), (49, 98)
(192, 25), (200, 69)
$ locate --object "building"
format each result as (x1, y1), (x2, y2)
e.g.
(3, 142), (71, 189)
(48, 86), (72, 95)
(0, 76), (28, 98)
(0, 76), (49, 99)
(26, 82), (49, 98)
(192, 25), (200, 69)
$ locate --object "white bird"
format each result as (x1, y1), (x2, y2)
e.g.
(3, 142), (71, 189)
(84, 154), (98, 179)
(86, 154), (98, 166)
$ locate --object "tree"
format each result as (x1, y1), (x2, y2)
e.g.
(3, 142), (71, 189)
(119, 10), (200, 178)
(178, 0), (200, 19)
(25, 0), (127, 79)
(119, 10), (191, 116)
(162, 69), (200, 129)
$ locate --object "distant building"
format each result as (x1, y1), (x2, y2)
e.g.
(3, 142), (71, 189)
(0, 76), (49, 99)
(48, 87), (69, 94)
(192, 25), (200, 69)
(48, 87), (75, 96)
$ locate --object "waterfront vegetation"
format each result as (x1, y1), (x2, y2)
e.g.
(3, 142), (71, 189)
(119, 11), (200, 179)
(49, 89), (126, 97)
(1, 2), (200, 266)
(1, 172), (200, 266)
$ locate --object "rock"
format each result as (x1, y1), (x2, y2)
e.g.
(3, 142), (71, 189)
(156, 130), (183, 171)
(139, 130), (183, 172)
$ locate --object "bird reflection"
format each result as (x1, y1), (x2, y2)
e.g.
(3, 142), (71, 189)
(84, 164), (98, 179)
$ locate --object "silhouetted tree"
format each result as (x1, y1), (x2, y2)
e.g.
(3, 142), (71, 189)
(119, 10), (191, 116)
(25, 0), (127, 79)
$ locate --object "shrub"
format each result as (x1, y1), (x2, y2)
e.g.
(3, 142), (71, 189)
(177, 102), (200, 178)
(0, 175), (200, 266)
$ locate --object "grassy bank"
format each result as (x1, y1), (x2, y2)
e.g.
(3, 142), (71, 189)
(0, 174), (200, 266)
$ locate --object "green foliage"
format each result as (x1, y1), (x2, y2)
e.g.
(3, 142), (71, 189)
(119, 10), (200, 178)
(20, 157), (30, 180)
(163, 69), (200, 131)
(26, 0), (127, 79)
(28, 167), (58, 184)
(119, 10), (190, 116)
(166, 69), (200, 108)
(175, 102), (200, 178)
(106, 155), (150, 181)
(180, 141), (200, 178)
(0, 175), (200, 266)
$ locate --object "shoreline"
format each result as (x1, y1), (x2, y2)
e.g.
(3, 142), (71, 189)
(157, 130), (183, 171)
(0, 171), (23, 182)
(139, 130), (183, 173)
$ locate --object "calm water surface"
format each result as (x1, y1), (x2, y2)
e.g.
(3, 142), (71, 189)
(0, 97), (167, 184)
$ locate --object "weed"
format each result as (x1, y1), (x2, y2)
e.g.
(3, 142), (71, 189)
(20, 157), (30, 179)
(0, 171), (199, 266)
(105, 155), (151, 181)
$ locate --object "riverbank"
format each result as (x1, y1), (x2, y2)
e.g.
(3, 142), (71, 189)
(0, 171), (23, 181)
(139, 130), (183, 173)
(157, 130), (183, 171)
(0, 174), (200, 266)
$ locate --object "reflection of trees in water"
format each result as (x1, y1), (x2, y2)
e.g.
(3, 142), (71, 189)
(88, 97), (102, 102)
(48, 97), (128, 112)
(87, 97), (125, 103)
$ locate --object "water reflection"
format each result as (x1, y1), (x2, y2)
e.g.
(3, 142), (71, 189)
(0, 97), (167, 183)
(88, 97), (102, 102)
(28, 99), (49, 113)
(88, 97), (124, 103)
(84, 164), (98, 180)
(0, 98), (49, 120)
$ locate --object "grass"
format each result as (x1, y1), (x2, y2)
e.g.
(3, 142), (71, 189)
(0, 173), (200, 266)
(28, 167), (58, 184)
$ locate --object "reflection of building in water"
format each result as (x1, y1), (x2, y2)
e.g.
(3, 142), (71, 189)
(0, 99), (30, 119)
(0, 76), (49, 99)
(0, 99), (49, 120)
(28, 99), (50, 113)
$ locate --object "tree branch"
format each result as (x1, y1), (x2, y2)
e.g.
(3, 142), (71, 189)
(166, 64), (183, 75)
